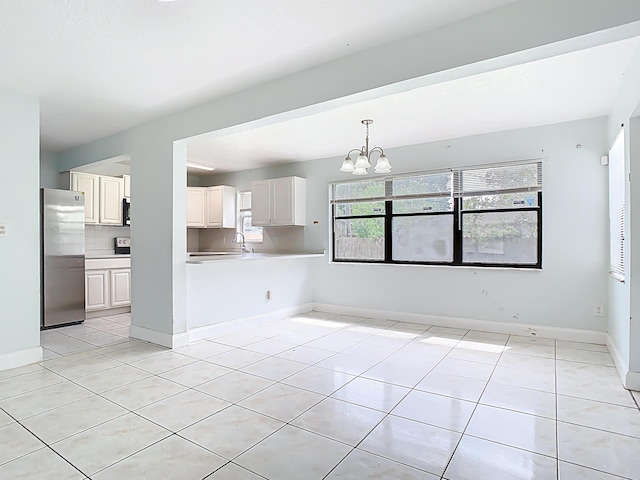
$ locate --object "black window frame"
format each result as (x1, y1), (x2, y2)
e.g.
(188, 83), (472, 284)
(331, 161), (542, 269)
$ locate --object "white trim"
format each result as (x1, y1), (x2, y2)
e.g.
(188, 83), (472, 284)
(627, 370), (640, 391)
(605, 335), (640, 390)
(0, 346), (43, 372)
(129, 326), (190, 349)
(86, 306), (131, 319)
(188, 303), (314, 342)
(607, 333), (629, 386)
(314, 303), (607, 344)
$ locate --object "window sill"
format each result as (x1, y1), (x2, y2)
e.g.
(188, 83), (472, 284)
(328, 261), (542, 272)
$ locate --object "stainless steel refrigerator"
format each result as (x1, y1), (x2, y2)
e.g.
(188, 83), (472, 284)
(41, 188), (86, 329)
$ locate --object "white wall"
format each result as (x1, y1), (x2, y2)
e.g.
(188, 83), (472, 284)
(209, 117), (610, 333)
(187, 257), (317, 329)
(0, 87), (41, 368)
(607, 42), (640, 387)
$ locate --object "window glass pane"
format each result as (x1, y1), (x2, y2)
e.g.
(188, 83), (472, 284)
(393, 197), (453, 214)
(460, 163), (540, 194)
(334, 218), (384, 260)
(463, 193), (538, 210)
(333, 180), (385, 201)
(241, 214), (263, 243)
(392, 215), (453, 262)
(238, 191), (252, 210)
(335, 201), (385, 217)
(393, 172), (452, 196)
(462, 211), (538, 264)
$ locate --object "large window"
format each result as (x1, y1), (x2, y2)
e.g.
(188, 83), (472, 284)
(331, 161), (542, 268)
(609, 129), (626, 282)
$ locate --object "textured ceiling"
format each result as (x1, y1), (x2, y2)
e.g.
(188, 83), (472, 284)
(0, 0), (517, 151)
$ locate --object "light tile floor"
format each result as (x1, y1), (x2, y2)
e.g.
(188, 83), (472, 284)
(1, 311), (639, 479)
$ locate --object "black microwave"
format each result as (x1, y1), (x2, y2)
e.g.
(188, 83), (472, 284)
(122, 198), (131, 226)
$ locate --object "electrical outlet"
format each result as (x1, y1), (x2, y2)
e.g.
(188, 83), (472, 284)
(266, 290), (272, 300)
(222, 236), (226, 244)
(273, 235), (278, 245)
(594, 304), (604, 317)
(0, 224), (6, 236)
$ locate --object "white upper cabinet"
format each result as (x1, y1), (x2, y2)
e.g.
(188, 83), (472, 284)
(71, 172), (123, 225)
(250, 180), (271, 226)
(206, 186), (236, 228)
(251, 176), (306, 226)
(99, 176), (124, 225)
(71, 172), (99, 223)
(123, 174), (131, 198)
(186, 185), (236, 228)
(187, 187), (206, 227)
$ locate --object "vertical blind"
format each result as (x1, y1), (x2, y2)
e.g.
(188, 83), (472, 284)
(609, 129), (626, 281)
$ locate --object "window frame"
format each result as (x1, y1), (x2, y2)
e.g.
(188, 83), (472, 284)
(331, 161), (542, 269)
(608, 128), (626, 282)
(237, 190), (264, 244)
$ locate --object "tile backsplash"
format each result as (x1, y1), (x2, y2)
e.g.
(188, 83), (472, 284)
(195, 226), (303, 253)
(85, 225), (130, 255)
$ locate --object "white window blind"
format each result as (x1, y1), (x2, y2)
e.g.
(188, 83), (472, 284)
(453, 161), (542, 197)
(609, 129), (626, 281)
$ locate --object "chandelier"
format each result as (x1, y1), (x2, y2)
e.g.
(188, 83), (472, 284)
(339, 119), (391, 175)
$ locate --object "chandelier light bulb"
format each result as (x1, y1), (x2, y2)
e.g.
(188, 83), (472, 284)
(339, 157), (355, 173)
(354, 152), (371, 169)
(374, 154), (391, 173)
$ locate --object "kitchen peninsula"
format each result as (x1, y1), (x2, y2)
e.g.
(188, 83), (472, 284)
(186, 251), (324, 336)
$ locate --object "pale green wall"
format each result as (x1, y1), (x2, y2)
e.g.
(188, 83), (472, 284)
(40, 150), (63, 189)
(0, 87), (41, 358)
(54, 0), (640, 345)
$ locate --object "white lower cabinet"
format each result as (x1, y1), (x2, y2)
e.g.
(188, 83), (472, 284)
(85, 258), (131, 312)
(86, 270), (109, 311)
(110, 269), (131, 307)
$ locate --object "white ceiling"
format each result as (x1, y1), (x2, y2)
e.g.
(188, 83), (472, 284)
(0, 0), (517, 152)
(186, 36), (639, 174)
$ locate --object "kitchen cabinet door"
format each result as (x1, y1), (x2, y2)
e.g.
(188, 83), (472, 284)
(251, 180), (271, 225)
(99, 176), (124, 224)
(71, 172), (99, 224)
(187, 187), (206, 227)
(271, 177), (295, 225)
(86, 270), (109, 311)
(206, 186), (236, 228)
(110, 269), (131, 307)
(123, 174), (131, 198)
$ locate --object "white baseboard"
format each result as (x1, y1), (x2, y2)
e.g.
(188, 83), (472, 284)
(188, 303), (314, 342)
(627, 371), (640, 391)
(607, 334), (628, 385)
(86, 306), (131, 319)
(313, 303), (607, 344)
(607, 334), (640, 391)
(129, 326), (190, 349)
(0, 346), (43, 372)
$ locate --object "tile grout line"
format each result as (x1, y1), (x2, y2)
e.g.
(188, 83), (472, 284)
(0, 404), (90, 478)
(436, 332), (512, 478)
(3, 312), (632, 479)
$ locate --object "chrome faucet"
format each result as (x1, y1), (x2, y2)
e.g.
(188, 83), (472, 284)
(232, 232), (248, 253)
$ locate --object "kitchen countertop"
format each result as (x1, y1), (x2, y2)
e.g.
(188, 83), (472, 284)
(86, 254), (131, 259)
(187, 251), (325, 264)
